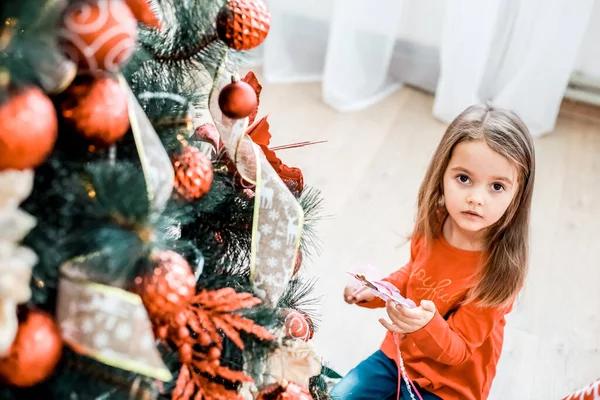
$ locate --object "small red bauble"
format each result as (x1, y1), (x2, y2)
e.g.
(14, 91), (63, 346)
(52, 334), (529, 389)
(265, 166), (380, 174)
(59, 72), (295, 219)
(0, 87), (58, 171)
(125, 0), (161, 29)
(0, 309), (63, 387)
(132, 250), (196, 322)
(60, 0), (137, 71)
(172, 146), (214, 201)
(218, 77), (258, 119)
(216, 0), (270, 51)
(282, 309), (313, 342)
(60, 75), (129, 146)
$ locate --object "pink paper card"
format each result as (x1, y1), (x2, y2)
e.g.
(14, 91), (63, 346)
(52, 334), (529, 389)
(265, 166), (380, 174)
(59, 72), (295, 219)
(347, 272), (416, 308)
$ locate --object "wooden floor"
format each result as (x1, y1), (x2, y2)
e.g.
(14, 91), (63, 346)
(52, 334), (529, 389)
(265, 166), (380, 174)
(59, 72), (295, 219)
(257, 78), (600, 399)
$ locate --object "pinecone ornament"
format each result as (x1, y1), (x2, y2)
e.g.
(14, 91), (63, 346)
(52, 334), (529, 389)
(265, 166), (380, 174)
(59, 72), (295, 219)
(171, 146), (214, 201)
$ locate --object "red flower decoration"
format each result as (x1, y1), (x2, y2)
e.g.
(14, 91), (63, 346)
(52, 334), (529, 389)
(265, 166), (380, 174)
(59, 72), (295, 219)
(241, 72), (304, 194)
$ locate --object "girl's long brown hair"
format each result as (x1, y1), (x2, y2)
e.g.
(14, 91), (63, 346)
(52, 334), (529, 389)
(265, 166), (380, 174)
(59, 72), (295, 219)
(413, 104), (535, 308)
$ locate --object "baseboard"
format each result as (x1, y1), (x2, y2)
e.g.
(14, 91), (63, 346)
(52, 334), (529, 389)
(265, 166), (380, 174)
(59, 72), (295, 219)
(559, 97), (600, 124)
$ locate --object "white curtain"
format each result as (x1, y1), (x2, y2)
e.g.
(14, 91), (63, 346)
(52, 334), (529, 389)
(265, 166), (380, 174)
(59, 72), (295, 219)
(258, 0), (595, 136)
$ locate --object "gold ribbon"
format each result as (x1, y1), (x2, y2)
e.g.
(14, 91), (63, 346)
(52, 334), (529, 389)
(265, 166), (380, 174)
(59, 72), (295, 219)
(208, 62), (304, 307)
(117, 74), (174, 216)
(56, 255), (172, 382)
(53, 77), (175, 381)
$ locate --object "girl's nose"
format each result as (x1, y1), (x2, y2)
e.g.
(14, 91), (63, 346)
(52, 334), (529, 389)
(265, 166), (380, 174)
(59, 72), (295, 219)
(466, 190), (484, 206)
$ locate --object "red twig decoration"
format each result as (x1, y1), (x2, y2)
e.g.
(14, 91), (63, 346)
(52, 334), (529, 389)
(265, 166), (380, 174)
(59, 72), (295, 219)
(156, 288), (275, 400)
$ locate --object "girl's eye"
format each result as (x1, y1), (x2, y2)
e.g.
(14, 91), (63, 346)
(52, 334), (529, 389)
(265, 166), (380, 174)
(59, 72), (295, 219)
(492, 183), (505, 192)
(457, 174), (471, 184)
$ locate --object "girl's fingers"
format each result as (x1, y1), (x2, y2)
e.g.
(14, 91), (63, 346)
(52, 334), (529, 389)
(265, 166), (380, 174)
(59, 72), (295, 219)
(394, 303), (423, 320)
(378, 318), (403, 333)
(353, 286), (368, 297)
(386, 300), (420, 322)
(386, 301), (404, 320)
(354, 287), (373, 302)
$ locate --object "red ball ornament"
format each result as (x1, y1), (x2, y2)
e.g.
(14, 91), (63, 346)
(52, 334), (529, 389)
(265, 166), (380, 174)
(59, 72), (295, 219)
(60, 0), (137, 71)
(132, 250), (196, 322)
(216, 0), (270, 51)
(282, 309), (313, 342)
(0, 309), (63, 387)
(218, 77), (258, 119)
(125, 0), (161, 29)
(172, 146), (214, 201)
(60, 75), (129, 146)
(0, 87), (58, 171)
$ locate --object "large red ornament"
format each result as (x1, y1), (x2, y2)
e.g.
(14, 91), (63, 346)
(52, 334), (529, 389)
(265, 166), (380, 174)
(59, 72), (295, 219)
(0, 309), (63, 387)
(282, 309), (313, 342)
(172, 146), (214, 201)
(0, 87), (58, 171)
(257, 381), (312, 400)
(60, 75), (129, 146)
(218, 76), (258, 120)
(132, 250), (196, 322)
(125, 0), (161, 29)
(60, 0), (137, 71)
(216, 0), (270, 51)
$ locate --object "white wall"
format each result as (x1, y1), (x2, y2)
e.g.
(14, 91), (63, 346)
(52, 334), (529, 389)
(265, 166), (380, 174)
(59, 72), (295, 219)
(574, 0), (600, 80)
(272, 0), (600, 81)
(396, 0), (600, 81)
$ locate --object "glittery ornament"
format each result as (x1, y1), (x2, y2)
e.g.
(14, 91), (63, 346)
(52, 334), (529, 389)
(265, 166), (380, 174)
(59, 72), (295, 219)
(216, 0), (270, 51)
(283, 309), (312, 342)
(0, 87), (58, 171)
(0, 309), (62, 387)
(172, 146), (214, 201)
(60, 75), (129, 146)
(299, 311), (315, 340)
(218, 76), (258, 119)
(132, 250), (196, 322)
(60, 0), (137, 71)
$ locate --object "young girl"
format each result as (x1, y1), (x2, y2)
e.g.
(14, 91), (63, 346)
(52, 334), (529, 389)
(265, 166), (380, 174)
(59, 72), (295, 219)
(331, 104), (535, 400)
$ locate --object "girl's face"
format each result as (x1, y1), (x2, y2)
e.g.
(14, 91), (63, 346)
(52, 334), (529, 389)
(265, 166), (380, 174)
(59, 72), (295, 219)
(443, 140), (518, 235)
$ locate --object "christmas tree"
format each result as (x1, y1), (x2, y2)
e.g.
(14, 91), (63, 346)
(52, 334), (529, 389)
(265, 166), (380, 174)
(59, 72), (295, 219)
(0, 0), (328, 399)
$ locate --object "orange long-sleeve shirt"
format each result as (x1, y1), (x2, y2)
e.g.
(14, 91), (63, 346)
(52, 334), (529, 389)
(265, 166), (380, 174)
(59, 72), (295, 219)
(562, 378), (600, 400)
(359, 236), (513, 400)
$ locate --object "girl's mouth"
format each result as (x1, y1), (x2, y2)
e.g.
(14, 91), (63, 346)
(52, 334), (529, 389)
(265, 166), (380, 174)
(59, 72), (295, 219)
(462, 210), (483, 219)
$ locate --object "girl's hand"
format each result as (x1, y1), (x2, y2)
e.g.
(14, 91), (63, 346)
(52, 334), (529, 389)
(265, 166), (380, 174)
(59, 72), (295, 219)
(343, 285), (375, 304)
(379, 300), (436, 333)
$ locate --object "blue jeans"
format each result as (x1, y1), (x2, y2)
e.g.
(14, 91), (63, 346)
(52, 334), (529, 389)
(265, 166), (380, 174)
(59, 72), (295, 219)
(330, 350), (441, 400)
